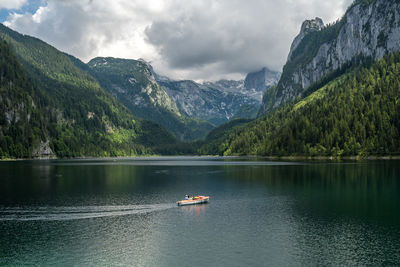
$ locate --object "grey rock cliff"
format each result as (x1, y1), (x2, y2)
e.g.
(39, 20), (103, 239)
(244, 67), (281, 92)
(287, 17), (324, 61)
(158, 79), (254, 125)
(158, 67), (280, 125)
(260, 0), (400, 114)
(32, 140), (55, 158)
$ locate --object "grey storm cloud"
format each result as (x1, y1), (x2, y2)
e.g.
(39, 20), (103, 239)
(4, 0), (354, 80)
(145, 0), (354, 78)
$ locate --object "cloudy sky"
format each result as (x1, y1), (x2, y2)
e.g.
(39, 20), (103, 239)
(1, 0), (353, 81)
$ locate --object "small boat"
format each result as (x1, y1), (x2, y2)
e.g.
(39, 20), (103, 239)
(176, 195), (210, 206)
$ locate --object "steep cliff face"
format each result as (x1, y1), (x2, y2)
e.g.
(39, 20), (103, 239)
(244, 67), (281, 93)
(260, 0), (400, 114)
(287, 17), (324, 61)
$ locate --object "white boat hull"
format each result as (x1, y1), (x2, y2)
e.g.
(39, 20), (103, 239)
(177, 196), (209, 206)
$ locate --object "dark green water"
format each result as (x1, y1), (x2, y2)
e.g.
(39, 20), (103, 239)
(0, 157), (399, 266)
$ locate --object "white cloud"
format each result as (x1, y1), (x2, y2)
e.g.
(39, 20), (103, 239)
(5, 0), (160, 63)
(0, 0), (27, 10)
(4, 0), (354, 81)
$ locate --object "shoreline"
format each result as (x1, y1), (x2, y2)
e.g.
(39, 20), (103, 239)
(1, 155), (400, 161)
(263, 155), (400, 161)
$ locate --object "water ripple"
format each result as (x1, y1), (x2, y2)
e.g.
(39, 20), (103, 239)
(0, 204), (175, 221)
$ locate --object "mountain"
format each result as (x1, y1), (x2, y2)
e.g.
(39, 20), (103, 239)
(87, 57), (213, 141)
(158, 79), (248, 125)
(88, 57), (180, 115)
(0, 24), (178, 158)
(158, 67), (280, 125)
(87, 57), (280, 141)
(259, 0), (400, 114)
(201, 53), (400, 157)
(200, 0), (400, 157)
(244, 67), (281, 92)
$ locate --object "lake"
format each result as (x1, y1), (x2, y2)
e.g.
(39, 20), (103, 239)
(0, 157), (399, 266)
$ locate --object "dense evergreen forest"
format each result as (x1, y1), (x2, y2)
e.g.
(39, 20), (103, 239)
(199, 53), (400, 157)
(0, 40), (47, 158)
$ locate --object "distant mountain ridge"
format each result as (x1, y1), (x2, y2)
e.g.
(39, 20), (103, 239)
(157, 67), (280, 125)
(88, 55), (280, 137)
(244, 67), (281, 93)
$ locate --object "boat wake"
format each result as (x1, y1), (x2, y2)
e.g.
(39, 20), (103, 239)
(0, 203), (175, 221)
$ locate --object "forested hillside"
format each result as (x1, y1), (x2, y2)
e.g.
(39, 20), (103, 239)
(196, 118), (252, 155)
(0, 24), (177, 158)
(0, 40), (47, 158)
(199, 53), (400, 157)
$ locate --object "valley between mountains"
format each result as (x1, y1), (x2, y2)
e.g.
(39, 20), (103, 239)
(0, 0), (399, 158)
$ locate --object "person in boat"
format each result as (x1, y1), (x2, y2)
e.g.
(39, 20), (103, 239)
(185, 195), (189, 200)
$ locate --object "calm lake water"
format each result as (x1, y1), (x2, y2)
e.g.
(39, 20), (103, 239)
(0, 157), (399, 266)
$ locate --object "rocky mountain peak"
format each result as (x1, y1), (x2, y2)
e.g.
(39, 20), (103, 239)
(138, 58), (155, 69)
(301, 17), (324, 33)
(244, 67), (281, 92)
(287, 17), (324, 61)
